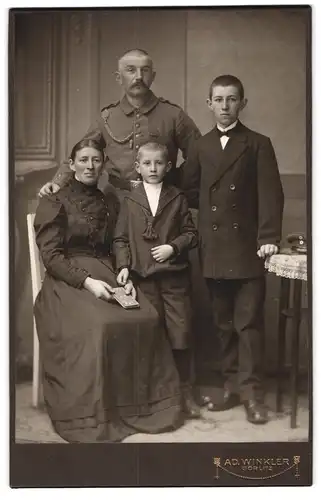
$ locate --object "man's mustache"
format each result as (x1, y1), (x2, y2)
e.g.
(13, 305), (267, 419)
(131, 81), (146, 89)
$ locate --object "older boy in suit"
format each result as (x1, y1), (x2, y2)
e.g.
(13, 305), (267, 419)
(182, 75), (284, 424)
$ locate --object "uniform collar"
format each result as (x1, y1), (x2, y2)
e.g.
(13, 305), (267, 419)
(119, 91), (159, 116)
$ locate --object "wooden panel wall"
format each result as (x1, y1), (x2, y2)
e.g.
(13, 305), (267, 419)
(14, 12), (60, 176)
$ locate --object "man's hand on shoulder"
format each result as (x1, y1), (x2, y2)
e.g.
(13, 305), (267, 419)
(38, 182), (61, 198)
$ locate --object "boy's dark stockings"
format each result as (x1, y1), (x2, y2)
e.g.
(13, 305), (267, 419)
(173, 349), (201, 419)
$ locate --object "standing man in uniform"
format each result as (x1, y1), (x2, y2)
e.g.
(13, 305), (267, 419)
(39, 48), (201, 198)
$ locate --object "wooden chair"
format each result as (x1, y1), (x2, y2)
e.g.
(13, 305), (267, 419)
(26, 213), (44, 407)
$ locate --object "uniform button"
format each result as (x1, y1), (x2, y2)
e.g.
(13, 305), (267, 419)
(135, 133), (140, 138)
(135, 123), (140, 128)
(230, 184), (236, 191)
(233, 223), (239, 229)
(211, 205), (217, 212)
(212, 186), (217, 192)
(232, 204), (237, 209)
(212, 224), (218, 231)
(135, 145), (139, 150)
(136, 113), (140, 118)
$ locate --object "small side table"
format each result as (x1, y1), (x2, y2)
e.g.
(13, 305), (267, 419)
(264, 252), (308, 428)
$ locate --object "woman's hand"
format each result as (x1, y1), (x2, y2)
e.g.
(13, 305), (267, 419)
(116, 268), (129, 285)
(83, 277), (115, 301)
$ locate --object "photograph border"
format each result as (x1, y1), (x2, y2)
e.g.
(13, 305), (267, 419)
(8, 3), (313, 488)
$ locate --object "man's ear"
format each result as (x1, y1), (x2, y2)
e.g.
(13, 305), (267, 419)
(240, 98), (248, 111)
(166, 161), (172, 173)
(206, 98), (213, 111)
(135, 162), (141, 175)
(115, 71), (121, 85)
(69, 159), (75, 171)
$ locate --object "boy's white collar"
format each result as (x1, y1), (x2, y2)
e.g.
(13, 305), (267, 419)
(217, 120), (238, 132)
(143, 181), (163, 190)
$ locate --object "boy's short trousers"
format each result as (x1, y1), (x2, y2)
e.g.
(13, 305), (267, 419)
(136, 269), (192, 350)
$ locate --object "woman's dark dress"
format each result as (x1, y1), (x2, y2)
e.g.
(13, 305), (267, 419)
(34, 178), (181, 443)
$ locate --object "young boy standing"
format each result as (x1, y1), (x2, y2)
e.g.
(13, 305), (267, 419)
(113, 141), (201, 419)
(182, 75), (284, 424)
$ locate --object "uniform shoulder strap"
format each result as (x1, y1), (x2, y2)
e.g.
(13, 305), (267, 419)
(158, 97), (182, 109)
(100, 101), (120, 123)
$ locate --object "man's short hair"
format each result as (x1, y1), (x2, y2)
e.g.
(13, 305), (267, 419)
(118, 48), (153, 69)
(209, 75), (244, 100)
(136, 141), (169, 162)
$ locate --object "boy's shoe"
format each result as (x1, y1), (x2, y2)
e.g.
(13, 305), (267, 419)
(181, 385), (201, 419)
(243, 399), (269, 424)
(206, 390), (241, 412)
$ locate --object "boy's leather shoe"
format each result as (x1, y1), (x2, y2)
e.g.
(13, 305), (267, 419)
(243, 399), (268, 424)
(181, 385), (201, 419)
(207, 390), (241, 412)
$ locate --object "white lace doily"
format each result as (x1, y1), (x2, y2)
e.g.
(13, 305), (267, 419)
(265, 253), (307, 281)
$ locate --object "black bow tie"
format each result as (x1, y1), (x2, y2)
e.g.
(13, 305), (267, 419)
(217, 127), (236, 138)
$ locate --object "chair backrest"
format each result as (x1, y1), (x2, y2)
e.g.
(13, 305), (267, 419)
(26, 213), (45, 304)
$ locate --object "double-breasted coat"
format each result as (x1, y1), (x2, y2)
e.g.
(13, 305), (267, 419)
(182, 121), (284, 279)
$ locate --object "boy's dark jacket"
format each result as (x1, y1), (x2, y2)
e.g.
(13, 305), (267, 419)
(181, 121), (284, 279)
(113, 183), (198, 277)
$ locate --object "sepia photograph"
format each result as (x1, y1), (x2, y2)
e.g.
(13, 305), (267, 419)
(9, 4), (312, 487)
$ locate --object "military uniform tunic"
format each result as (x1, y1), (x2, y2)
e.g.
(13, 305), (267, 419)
(53, 92), (201, 192)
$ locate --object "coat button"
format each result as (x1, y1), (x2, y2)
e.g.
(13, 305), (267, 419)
(233, 222), (239, 229)
(135, 133), (140, 138)
(135, 144), (139, 150)
(212, 224), (218, 231)
(212, 186), (217, 192)
(135, 123), (140, 128)
(211, 205), (217, 211)
(230, 184), (236, 191)
(232, 204), (237, 209)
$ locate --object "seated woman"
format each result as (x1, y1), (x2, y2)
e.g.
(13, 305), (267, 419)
(34, 138), (181, 443)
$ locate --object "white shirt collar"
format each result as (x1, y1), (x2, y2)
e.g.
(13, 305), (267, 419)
(143, 182), (163, 216)
(217, 120), (238, 132)
(143, 181), (163, 193)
